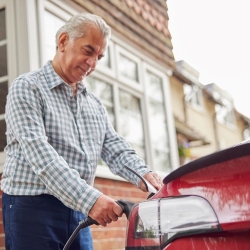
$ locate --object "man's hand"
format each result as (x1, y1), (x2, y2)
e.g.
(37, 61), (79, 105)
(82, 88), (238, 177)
(139, 172), (163, 192)
(88, 194), (123, 227)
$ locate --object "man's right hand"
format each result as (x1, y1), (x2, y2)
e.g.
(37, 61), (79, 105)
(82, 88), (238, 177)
(88, 194), (123, 226)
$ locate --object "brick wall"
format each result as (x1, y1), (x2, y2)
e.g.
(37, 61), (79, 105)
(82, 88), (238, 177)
(92, 177), (149, 250)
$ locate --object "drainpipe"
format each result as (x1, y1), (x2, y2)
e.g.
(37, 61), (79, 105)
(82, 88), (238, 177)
(183, 93), (188, 124)
(212, 111), (220, 151)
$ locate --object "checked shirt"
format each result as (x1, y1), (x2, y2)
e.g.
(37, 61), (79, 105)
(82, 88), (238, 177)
(1, 61), (150, 214)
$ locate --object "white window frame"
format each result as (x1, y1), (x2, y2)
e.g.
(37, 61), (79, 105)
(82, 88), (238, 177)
(184, 83), (204, 111)
(115, 45), (143, 92)
(142, 62), (179, 175)
(216, 103), (236, 128)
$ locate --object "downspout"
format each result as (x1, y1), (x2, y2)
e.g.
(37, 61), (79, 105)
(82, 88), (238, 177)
(183, 92), (188, 124)
(212, 111), (220, 150)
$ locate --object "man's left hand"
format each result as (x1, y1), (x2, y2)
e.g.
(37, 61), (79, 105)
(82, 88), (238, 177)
(139, 172), (163, 192)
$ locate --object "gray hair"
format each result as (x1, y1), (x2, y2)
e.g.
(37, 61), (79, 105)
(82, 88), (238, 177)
(55, 12), (111, 46)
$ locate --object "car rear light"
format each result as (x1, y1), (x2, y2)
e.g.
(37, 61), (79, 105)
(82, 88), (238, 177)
(135, 200), (159, 239)
(159, 196), (220, 244)
(126, 196), (221, 249)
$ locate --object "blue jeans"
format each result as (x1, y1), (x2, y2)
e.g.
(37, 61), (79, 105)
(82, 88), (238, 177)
(2, 193), (93, 250)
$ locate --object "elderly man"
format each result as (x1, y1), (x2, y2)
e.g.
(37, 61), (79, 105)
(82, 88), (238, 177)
(1, 13), (162, 249)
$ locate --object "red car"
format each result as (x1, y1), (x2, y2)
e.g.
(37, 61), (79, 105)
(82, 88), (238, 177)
(125, 142), (250, 249)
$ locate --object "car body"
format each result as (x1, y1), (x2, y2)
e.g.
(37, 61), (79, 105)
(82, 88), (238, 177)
(125, 142), (250, 249)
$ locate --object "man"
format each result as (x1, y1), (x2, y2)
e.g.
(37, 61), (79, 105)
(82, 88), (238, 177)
(1, 13), (163, 249)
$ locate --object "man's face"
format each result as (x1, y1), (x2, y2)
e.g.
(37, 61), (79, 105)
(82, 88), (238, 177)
(57, 25), (107, 83)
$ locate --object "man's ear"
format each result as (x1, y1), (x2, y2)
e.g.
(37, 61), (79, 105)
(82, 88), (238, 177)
(57, 33), (69, 52)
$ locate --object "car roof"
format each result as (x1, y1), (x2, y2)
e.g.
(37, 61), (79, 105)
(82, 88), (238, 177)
(163, 142), (250, 184)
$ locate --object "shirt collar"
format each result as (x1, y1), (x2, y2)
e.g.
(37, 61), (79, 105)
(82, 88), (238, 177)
(43, 61), (64, 89)
(43, 61), (87, 95)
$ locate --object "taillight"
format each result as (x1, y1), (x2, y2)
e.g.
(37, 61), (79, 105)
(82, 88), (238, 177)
(126, 196), (221, 249)
(135, 200), (159, 239)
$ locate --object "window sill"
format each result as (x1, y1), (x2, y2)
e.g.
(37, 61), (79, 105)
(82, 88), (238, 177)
(95, 165), (127, 182)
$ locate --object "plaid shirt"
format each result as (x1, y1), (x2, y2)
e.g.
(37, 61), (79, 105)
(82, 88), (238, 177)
(1, 61), (150, 214)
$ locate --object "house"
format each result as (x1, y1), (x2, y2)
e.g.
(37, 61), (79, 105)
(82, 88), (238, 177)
(0, 0), (178, 249)
(170, 60), (250, 164)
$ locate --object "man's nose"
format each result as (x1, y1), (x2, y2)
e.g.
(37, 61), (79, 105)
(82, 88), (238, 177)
(86, 56), (98, 68)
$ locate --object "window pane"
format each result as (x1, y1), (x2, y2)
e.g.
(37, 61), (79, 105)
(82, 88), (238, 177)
(0, 8), (6, 40)
(0, 119), (6, 151)
(0, 81), (8, 114)
(154, 150), (170, 172)
(118, 54), (138, 82)
(146, 73), (163, 101)
(44, 11), (65, 62)
(85, 77), (113, 103)
(119, 90), (145, 161)
(0, 44), (7, 77)
(184, 84), (203, 107)
(146, 71), (171, 171)
(0, 8), (7, 153)
(215, 104), (235, 126)
(148, 100), (168, 148)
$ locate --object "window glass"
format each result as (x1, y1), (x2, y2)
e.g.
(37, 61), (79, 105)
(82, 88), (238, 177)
(0, 8), (6, 40)
(154, 149), (170, 170)
(148, 101), (168, 148)
(119, 90), (145, 161)
(184, 84), (192, 99)
(146, 73), (163, 102)
(184, 84), (203, 107)
(0, 8), (7, 155)
(118, 54), (138, 82)
(146, 71), (170, 171)
(0, 44), (7, 77)
(44, 11), (65, 63)
(0, 81), (8, 114)
(0, 119), (6, 151)
(215, 103), (235, 126)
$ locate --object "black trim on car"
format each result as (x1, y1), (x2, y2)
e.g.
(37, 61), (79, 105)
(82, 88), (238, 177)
(163, 143), (250, 184)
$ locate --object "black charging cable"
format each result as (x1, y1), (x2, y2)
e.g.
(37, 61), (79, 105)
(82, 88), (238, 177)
(124, 165), (157, 199)
(63, 216), (98, 250)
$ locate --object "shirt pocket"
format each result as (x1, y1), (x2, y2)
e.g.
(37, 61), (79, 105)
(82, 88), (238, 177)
(81, 113), (106, 145)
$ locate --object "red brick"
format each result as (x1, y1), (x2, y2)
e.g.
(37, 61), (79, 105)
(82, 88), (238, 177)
(93, 238), (125, 250)
(91, 177), (151, 249)
(0, 235), (5, 248)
